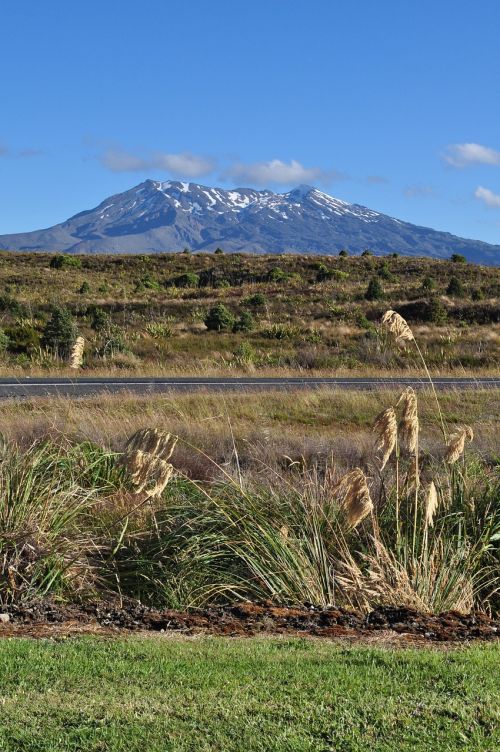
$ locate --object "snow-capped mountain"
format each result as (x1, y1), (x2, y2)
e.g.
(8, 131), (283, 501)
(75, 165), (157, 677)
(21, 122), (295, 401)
(1, 180), (498, 263)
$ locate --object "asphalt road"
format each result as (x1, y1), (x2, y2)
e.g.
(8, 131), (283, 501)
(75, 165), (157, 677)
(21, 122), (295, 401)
(0, 376), (498, 399)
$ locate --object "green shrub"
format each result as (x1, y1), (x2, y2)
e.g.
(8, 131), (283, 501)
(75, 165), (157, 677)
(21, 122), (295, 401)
(451, 253), (467, 263)
(428, 297), (447, 324)
(447, 276), (465, 297)
(41, 307), (78, 357)
(79, 281), (90, 294)
(242, 293), (266, 308)
(89, 306), (111, 332)
(204, 304), (235, 332)
(214, 247), (224, 254)
(268, 267), (287, 283)
(361, 250), (373, 257)
(0, 328), (9, 353)
(421, 276), (436, 292)
(232, 311), (255, 333)
(50, 255), (82, 269)
(5, 322), (39, 354)
(338, 249), (348, 257)
(170, 272), (200, 289)
(365, 277), (384, 301)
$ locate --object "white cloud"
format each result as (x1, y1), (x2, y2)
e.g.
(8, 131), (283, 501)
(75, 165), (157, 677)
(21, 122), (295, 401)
(151, 152), (215, 177)
(443, 143), (500, 168)
(224, 159), (339, 186)
(475, 185), (500, 208)
(100, 149), (215, 177)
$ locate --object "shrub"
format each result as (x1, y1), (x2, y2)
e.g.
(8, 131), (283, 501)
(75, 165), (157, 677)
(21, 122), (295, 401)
(361, 250), (373, 257)
(232, 311), (255, 333)
(428, 297), (447, 324)
(135, 273), (160, 291)
(315, 264), (332, 282)
(447, 276), (465, 297)
(50, 254), (82, 269)
(89, 306), (111, 332)
(79, 281), (90, 294)
(451, 253), (467, 263)
(0, 328), (9, 353)
(5, 322), (39, 354)
(204, 304), (235, 332)
(214, 247), (224, 254)
(378, 262), (393, 281)
(41, 307), (78, 357)
(268, 267), (287, 283)
(421, 276), (436, 292)
(170, 272), (200, 289)
(242, 293), (266, 308)
(338, 249), (348, 257)
(365, 277), (384, 301)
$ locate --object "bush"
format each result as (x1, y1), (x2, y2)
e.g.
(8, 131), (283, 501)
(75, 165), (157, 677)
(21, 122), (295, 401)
(365, 277), (384, 301)
(338, 250), (348, 257)
(50, 255), (82, 270)
(421, 276), (436, 292)
(315, 264), (332, 282)
(0, 328), (9, 353)
(242, 293), (266, 308)
(428, 297), (448, 324)
(89, 306), (111, 332)
(447, 276), (465, 297)
(5, 322), (39, 354)
(268, 267), (287, 283)
(135, 273), (160, 291)
(232, 311), (255, 333)
(41, 307), (78, 357)
(204, 304), (235, 332)
(214, 247), (224, 254)
(170, 272), (200, 289)
(451, 253), (467, 263)
(79, 281), (90, 294)
(361, 250), (373, 257)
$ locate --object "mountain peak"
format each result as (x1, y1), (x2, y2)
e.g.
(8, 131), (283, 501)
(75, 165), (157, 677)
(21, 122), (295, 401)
(0, 180), (498, 263)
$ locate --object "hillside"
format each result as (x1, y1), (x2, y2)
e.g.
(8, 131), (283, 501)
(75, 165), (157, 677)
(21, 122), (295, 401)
(0, 250), (498, 374)
(1, 181), (499, 263)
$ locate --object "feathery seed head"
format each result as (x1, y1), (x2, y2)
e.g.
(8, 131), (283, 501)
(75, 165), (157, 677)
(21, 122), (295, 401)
(332, 468), (374, 528)
(445, 425), (474, 464)
(373, 406), (397, 470)
(381, 310), (414, 344)
(122, 428), (177, 497)
(397, 387), (419, 454)
(69, 336), (85, 369)
(424, 481), (439, 527)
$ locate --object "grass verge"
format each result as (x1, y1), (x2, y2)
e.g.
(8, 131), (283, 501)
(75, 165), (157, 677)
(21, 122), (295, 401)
(0, 636), (498, 752)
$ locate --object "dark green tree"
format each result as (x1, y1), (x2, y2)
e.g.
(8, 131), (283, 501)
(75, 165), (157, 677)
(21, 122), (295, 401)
(232, 311), (255, 332)
(446, 276), (465, 297)
(365, 277), (384, 301)
(41, 307), (78, 357)
(204, 304), (235, 332)
(451, 253), (466, 264)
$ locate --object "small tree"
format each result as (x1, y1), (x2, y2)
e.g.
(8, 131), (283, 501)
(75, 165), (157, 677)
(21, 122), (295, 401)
(50, 254), (82, 269)
(451, 253), (466, 264)
(365, 277), (384, 301)
(361, 249), (373, 257)
(421, 276), (436, 293)
(338, 249), (348, 258)
(79, 281), (90, 294)
(233, 311), (254, 332)
(41, 307), (78, 357)
(446, 276), (465, 297)
(204, 304), (235, 332)
(214, 247), (224, 255)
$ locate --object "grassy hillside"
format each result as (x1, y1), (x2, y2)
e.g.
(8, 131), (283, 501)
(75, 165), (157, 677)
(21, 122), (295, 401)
(0, 250), (498, 374)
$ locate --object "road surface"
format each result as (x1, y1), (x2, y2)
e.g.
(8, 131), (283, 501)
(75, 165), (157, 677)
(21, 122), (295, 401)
(0, 376), (497, 399)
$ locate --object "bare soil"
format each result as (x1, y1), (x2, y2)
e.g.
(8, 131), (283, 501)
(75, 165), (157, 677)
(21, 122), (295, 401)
(1, 600), (498, 644)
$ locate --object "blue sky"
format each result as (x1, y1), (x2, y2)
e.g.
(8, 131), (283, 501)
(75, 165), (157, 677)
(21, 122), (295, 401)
(1, 0), (500, 245)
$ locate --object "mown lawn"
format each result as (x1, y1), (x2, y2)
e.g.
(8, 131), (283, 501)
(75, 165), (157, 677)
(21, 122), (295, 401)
(0, 637), (498, 751)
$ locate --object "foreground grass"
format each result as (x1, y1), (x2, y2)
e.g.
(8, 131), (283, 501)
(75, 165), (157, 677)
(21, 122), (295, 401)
(0, 637), (498, 751)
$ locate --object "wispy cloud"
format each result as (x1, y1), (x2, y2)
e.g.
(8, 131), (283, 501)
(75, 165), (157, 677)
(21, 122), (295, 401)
(0, 144), (42, 158)
(443, 143), (500, 168)
(475, 186), (500, 208)
(403, 184), (435, 198)
(366, 174), (389, 185)
(223, 159), (344, 186)
(99, 148), (215, 177)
